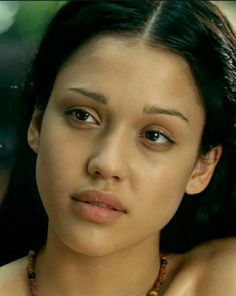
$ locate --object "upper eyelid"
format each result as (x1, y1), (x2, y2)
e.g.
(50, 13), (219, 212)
(140, 132), (175, 152)
(66, 106), (97, 116)
(158, 132), (174, 143)
(64, 106), (175, 141)
(144, 132), (174, 144)
(65, 107), (99, 122)
(142, 126), (175, 141)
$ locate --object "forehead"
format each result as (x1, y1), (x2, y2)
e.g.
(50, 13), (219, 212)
(64, 35), (193, 81)
(54, 35), (204, 124)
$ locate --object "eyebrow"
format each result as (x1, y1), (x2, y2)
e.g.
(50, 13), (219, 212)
(143, 105), (189, 123)
(67, 87), (189, 123)
(67, 87), (107, 104)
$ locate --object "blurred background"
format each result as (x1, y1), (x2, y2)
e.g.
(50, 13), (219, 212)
(0, 1), (236, 202)
(0, 1), (66, 201)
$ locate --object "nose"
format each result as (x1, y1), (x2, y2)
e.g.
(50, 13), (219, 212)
(87, 133), (126, 182)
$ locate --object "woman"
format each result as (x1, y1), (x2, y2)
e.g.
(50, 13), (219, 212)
(0, 1), (236, 295)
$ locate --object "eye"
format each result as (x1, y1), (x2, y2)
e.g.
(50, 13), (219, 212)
(145, 131), (170, 144)
(65, 108), (99, 124)
(142, 129), (175, 150)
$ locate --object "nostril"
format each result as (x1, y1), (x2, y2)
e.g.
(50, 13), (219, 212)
(88, 160), (123, 181)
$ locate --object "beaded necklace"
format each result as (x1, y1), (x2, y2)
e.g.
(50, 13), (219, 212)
(27, 250), (167, 296)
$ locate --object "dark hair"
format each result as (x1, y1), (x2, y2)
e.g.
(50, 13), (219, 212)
(1, 0), (236, 265)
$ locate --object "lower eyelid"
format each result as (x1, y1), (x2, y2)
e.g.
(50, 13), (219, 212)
(144, 130), (174, 142)
(138, 132), (175, 151)
(146, 139), (174, 150)
(163, 135), (175, 143)
(158, 132), (174, 144)
(65, 108), (99, 123)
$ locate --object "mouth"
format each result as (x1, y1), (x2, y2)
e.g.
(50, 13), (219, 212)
(71, 190), (127, 223)
(78, 200), (123, 211)
(72, 189), (126, 212)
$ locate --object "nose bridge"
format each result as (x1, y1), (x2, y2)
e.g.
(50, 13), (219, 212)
(100, 126), (125, 157)
(88, 125), (128, 180)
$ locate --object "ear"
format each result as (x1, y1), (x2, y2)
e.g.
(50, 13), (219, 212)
(27, 108), (43, 154)
(186, 146), (222, 195)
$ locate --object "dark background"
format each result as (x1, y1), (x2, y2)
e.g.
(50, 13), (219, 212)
(0, 1), (65, 200)
(0, 1), (235, 201)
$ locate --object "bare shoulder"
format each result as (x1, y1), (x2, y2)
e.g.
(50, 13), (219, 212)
(0, 257), (28, 295)
(164, 237), (236, 295)
(189, 236), (236, 257)
(190, 237), (236, 294)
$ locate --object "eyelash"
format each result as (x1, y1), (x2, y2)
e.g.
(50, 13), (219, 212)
(141, 129), (175, 149)
(64, 108), (175, 149)
(65, 108), (99, 124)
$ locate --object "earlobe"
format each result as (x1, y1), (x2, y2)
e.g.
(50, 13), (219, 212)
(27, 108), (43, 154)
(186, 146), (222, 195)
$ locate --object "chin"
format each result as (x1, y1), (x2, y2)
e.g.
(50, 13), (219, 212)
(59, 232), (118, 257)
(68, 242), (119, 257)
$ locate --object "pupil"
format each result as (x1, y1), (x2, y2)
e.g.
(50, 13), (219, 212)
(77, 110), (89, 120)
(146, 131), (159, 141)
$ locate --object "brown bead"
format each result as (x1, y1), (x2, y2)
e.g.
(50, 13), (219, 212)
(161, 258), (167, 265)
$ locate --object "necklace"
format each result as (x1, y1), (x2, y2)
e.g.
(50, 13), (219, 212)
(27, 250), (167, 296)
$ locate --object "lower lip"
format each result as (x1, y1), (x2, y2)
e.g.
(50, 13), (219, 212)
(71, 200), (124, 224)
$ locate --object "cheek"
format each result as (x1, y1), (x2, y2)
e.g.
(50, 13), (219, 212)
(35, 116), (89, 209)
(135, 152), (197, 230)
(139, 175), (185, 230)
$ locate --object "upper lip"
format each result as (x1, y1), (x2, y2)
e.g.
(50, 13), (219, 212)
(71, 190), (127, 212)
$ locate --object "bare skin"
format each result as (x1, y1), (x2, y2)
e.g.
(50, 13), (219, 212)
(0, 238), (236, 295)
(0, 36), (228, 295)
(163, 237), (236, 295)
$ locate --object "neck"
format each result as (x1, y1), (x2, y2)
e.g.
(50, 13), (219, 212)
(36, 228), (161, 296)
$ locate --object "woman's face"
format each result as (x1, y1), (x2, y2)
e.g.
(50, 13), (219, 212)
(29, 36), (208, 256)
